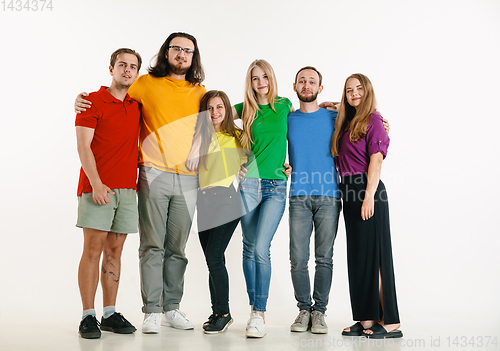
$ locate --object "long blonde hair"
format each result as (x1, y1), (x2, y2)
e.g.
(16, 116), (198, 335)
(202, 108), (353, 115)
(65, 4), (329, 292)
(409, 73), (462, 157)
(240, 59), (278, 150)
(331, 73), (377, 157)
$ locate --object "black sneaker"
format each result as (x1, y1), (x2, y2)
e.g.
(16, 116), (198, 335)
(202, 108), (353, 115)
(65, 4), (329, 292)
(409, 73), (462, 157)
(204, 314), (233, 334)
(202, 314), (215, 330)
(79, 315), (101, 339)
(100, 312), (137, 334)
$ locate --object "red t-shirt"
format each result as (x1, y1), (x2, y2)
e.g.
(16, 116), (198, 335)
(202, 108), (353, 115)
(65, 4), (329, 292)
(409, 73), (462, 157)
(75, 86), (141, 196)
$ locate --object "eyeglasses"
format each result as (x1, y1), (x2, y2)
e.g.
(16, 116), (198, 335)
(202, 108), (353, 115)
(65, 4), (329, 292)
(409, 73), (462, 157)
(168, 45), (195, 55)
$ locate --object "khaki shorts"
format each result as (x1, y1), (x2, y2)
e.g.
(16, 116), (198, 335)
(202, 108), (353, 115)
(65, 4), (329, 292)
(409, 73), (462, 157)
(76, 188), (138, 234)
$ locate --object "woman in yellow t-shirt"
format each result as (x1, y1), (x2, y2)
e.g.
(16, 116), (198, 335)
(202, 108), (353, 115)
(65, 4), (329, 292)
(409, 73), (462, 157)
(187, 90), (247, 334)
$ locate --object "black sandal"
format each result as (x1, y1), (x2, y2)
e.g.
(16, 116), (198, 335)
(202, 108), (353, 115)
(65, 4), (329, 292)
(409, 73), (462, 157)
(342, 322), (364, 336)
(362, 323), (403, 339)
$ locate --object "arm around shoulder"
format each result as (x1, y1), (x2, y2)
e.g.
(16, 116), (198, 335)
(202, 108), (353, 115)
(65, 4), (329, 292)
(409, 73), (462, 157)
(232, 106), (239, 120)
(75, 92), (91, 113)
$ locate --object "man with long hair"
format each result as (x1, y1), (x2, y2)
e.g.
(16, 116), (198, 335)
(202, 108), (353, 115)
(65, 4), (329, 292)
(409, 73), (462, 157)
(75, 32), (207, 334)
(130, 32), (206, 334)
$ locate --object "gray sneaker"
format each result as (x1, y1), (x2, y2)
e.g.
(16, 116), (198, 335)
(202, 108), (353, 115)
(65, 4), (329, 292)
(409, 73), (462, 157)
(311, 311), (328, 334)
(290, 310), (310, 332)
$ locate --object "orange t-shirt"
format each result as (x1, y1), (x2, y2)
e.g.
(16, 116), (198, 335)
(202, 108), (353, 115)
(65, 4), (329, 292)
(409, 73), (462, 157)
(75, 86), (141, 196)
(128, 74), (206, 175)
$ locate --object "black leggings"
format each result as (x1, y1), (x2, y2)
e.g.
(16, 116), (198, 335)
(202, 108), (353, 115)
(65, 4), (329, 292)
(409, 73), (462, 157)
(197, 185), (242, 315)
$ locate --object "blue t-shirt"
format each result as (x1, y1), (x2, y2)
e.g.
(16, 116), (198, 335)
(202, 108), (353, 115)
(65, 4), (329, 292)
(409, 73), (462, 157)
(287, 108), (340, 198)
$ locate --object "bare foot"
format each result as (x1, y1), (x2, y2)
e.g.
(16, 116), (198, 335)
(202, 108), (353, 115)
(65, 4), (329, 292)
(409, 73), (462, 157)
(343, 320), (376, 333)
(363, 322), (401, 335)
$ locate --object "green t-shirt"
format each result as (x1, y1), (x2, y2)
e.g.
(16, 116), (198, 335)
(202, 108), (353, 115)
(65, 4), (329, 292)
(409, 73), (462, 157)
(234, 97), (291, 180)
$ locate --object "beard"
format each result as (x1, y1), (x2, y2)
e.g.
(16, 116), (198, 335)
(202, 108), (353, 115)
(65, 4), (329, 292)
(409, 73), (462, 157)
(171, 64), (190, 76)
(297, 90), (318, 103)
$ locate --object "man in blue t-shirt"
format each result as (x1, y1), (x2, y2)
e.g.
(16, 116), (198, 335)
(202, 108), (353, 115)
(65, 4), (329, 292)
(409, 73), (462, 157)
(287, 66), (341, 334)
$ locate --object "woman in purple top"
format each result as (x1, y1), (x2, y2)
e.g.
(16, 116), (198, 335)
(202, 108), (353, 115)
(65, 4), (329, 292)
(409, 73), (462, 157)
(331, 74), (402, 339)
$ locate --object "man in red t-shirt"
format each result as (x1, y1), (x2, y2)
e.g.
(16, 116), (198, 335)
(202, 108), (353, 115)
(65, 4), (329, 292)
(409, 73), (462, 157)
(75, 48), (141, 339)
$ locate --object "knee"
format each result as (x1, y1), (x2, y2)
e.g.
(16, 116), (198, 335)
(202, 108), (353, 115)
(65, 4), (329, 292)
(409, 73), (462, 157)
(165, 242), (187, 258)
(139, 230), (164, 251)
(315, 256), (333, 269)
(290, 256), (308, 272)
(290, 246), (309, 271)
(242, 240), (255, 258)
(205, 248), (224, 269)
(205, 252), (224, 269)
(242, 249), (254, 262)
(103, 245), (124, 261)
(314, 246), (334, 264)
(139, 246), (164, 261)
(254, 246), (270, 265)
(83, 242), (105, 261)
(103, 237), (126, 260)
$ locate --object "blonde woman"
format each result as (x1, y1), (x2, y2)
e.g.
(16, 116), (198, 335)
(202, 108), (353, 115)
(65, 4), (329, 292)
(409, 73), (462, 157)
(331, 73), (402, 339)
(232, 59), (292, 338)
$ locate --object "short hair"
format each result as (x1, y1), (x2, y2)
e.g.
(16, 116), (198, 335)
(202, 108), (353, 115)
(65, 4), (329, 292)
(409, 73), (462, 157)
(148, 32), (205, 84)
(295, 66), (322, 86)
(110, 48), (142, 71)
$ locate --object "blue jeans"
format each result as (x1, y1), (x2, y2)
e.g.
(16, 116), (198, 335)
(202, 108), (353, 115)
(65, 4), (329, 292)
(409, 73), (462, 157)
(289, 195), (341, 314)
(239, 177), (287, 312)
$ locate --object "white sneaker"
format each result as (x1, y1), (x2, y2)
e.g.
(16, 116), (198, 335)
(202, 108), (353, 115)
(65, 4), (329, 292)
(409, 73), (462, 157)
(246, 312), (266, 338)
(142, 313), (161, 334)
(162, 309), (194, 330)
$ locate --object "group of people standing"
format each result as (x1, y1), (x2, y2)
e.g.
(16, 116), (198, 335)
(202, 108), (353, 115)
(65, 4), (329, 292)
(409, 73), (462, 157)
(74, 31), (402, 340)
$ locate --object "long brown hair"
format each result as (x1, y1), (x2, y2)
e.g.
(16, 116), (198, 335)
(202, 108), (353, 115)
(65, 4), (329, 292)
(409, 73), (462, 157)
(147, 32), (205, 84)
(331, 73), (377, 157)
(240, 59), (279, 150)
(194, 90), (244, 169)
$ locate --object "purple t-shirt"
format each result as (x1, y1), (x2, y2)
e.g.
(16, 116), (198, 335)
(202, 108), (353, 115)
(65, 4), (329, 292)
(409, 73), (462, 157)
(337, 111), (389, 176)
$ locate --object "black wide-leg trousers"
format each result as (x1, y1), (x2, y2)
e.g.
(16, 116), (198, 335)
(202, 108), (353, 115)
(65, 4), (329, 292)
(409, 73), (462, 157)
(340, 174), (400, 324)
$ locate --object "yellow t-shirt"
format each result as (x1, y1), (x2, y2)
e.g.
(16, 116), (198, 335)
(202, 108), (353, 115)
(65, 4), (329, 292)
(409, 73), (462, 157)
(128, 74), (207, 175)
(198, 132), (247, 189)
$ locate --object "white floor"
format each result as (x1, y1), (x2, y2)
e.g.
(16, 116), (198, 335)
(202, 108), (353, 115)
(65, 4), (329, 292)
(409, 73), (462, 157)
(1, 314), (498, 351)
(2, 226), (499, 350)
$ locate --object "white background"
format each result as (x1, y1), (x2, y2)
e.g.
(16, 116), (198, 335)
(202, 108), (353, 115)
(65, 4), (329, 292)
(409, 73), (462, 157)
(0, 0), (499, 336)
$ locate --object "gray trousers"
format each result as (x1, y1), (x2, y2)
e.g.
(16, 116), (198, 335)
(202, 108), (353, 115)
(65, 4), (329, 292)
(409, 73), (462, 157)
(138, 166), (198, 313)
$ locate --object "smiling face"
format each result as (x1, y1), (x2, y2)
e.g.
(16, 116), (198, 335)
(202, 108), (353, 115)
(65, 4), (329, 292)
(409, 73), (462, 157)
(345, 77), (363, 107)
(207, 96), (226, 132)
(109, 53), (139, 88)
(294, 69), (323, 103)
(165, 36), (194, 76)
(251, 65), (269, 97)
